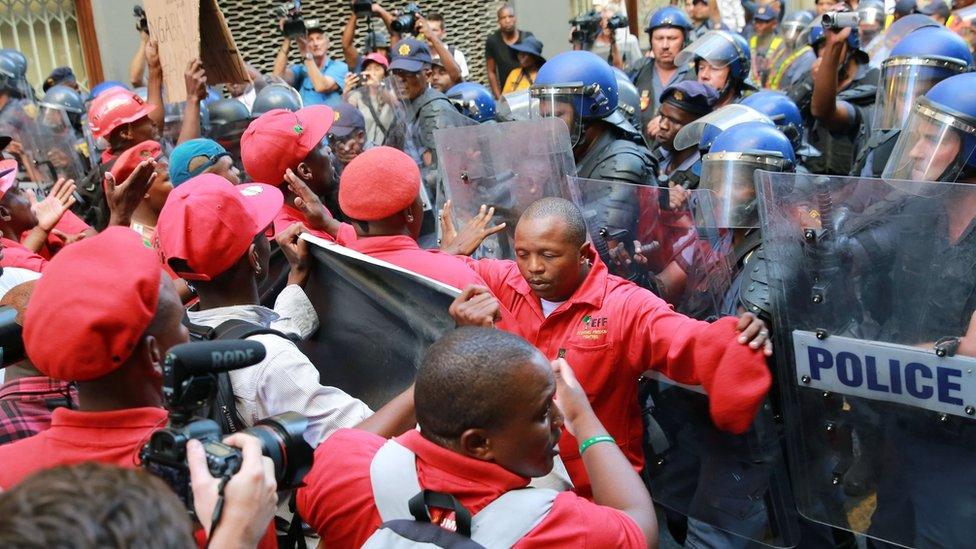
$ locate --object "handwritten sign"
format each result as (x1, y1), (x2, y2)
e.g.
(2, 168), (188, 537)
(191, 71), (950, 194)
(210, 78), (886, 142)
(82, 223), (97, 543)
(145, 0), (249, 104)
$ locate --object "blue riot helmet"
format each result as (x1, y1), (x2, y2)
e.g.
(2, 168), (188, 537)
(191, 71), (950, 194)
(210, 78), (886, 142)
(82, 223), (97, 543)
(446, 82), (496, 123)
(675, 30), (754, 100)
(674, 103), (774, 153)
(740, 91), (817, 158)
(608, 67), (641, 135)
(857, 0), (886, 45)
(39, 84), (85, 132)
(531, 50), (618, 146)
(808, 22), (869, 64)
(781, 10), (815, 48)
(874, 26), (973, 132)
(208, 98), (251, 128)
(0, 49), (31, 100)
(88, 80), (127, 102)
(646, 6), (693, 44)
(882, 73), (976, 183)
(251, 84), (303, 117)
(702, 121), (795, 228)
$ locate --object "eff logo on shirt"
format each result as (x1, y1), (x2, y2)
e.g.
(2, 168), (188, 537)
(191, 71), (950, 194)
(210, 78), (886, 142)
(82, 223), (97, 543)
(577, 315), (609, 341)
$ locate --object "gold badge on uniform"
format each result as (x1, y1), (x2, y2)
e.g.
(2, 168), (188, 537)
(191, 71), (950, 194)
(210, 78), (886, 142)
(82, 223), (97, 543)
(640, 90), (650, 111)
(674, 90), (684, 101)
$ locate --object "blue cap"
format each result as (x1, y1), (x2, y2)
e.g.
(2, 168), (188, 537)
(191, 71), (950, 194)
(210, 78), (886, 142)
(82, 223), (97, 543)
(169, 138), (230, 186)
(331, 102), (366, 138)
(659, 81), (720, 115)
(754, 4), (779, 21)
(389, 39), (432, 72)
(509, 36), (546, 63)
(43, 67), (75, 92)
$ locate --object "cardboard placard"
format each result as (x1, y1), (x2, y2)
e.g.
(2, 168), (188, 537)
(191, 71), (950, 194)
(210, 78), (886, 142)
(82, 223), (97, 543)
(144, 0), (249, 104)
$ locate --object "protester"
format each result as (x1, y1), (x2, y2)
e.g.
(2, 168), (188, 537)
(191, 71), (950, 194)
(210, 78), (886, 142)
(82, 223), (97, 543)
(502, 36), (545, 93)
(273, 19), (348, 107)
(107, 140), (170, 247)
(485, 2), (536, 99)
(297, 327), (657, 547)
(169, 137), (241, 186)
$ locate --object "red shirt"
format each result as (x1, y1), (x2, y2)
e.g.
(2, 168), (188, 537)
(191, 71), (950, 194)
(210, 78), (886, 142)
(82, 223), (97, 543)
(297, 428), (646, 548)
(467, 252), (769, 497)
(0, 406), (167, 488)
(1, 237), (48, 272)
(274, 204), (334, 241)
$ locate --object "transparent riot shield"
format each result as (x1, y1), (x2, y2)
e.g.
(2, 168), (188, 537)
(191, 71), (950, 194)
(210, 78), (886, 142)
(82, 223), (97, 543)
(0, 99), (88, 187)
(570, 176), (800, 547)
(435, 118), (577, 259)
(759, 171), (976, 548)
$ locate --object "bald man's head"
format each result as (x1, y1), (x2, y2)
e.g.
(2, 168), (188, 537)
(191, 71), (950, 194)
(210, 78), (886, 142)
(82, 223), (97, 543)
(518, 197), (587, 247)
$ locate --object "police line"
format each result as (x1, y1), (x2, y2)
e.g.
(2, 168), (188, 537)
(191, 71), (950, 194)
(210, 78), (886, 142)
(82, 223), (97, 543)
(793, 330), (976, 419)
(296, 234), (460, 410)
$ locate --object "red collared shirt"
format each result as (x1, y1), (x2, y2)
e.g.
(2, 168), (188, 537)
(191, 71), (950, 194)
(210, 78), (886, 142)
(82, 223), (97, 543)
(0, 237), (48, 272)
(0, 376), (76, 446)
(0, 406), (167, 489)
(297, 428), (645, 548)
(274, 204), (334, 241)
(19, 211), (92, 260)
(467, 253), (765, 497)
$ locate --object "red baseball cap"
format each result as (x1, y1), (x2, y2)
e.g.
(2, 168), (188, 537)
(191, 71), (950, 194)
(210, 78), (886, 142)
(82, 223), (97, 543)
(339, 146), (420, 221)
(23, 227), (162, 381)
(0, 159), (18, 199)
(155, 173), (284, 281)
(109, 140), (163, 183)
(240, 105), (335, 186)
(362, 52), (390, 70)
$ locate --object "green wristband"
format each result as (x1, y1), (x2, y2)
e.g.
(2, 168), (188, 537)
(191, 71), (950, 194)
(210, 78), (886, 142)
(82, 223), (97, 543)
(578, 435), (616, 456)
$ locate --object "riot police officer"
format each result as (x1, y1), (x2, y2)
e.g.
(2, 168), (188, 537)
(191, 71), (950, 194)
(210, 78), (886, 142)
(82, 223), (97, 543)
(741, 90), (820, 171)
(651, 81), (719, 190)
(612, 67), (642, 138)
(207, 98), (252, 180)
(768, 10), (815, 90)
(797, 22), (877, 175)
(446, 82), (496, 123)
(853, 25), (972, 178)
(675, 30), (755, 108)
(630, 7), (693, 141)
(0, 49), (32, 102)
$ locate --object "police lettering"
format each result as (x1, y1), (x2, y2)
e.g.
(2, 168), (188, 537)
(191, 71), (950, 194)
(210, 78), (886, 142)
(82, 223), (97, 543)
(211, 349), (256, 368)
(808, 346), (964, 405)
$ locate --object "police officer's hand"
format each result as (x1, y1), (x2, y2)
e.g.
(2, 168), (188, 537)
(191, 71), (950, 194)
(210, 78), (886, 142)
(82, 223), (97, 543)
(736, 311), (773, 356)
(29, 178), (76, 232)
(438, 201), (506, 256)
(184, 58), (208, 102)
(449, 285), (501, 328)
(550, 358), (595, 437)
(188, 433), (277, 547)
(276, 222), (311, 287)
(145, 39), (161, 72)
(668, 182), (690, 210)
(105, 159), (157, 227)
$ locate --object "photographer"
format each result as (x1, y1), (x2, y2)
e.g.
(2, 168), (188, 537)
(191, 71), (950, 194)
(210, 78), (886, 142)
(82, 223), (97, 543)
(341, 5), (392, 72)
(426, 12), (470, 79)
(342, 53), (396, 146)
(273, 19), (349, 108)
(573, 8), (641, 70)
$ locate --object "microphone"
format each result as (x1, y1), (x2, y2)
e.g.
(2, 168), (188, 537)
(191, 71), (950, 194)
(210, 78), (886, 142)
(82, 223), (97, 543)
(165, 340), (267, 376)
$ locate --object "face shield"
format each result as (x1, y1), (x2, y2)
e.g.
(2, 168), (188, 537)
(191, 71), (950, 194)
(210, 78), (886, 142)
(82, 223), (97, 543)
(781, 21), (807, 48)
(701, 152), (791, 228)
(673, 104), (773, 152)
(865, 14), (941, 68)
(881, 97), (976, 183)
(873, 58), (970, 131)
(857, 6), (885, 44)
(498, 89), (533, 121)
(530, 84), (583, 146)
(675, 31), (738, 69)
(37, 103), (74, 134)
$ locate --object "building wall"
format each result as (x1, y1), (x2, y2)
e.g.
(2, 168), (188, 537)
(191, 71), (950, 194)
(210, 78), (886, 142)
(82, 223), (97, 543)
(91, 0), (144, 85)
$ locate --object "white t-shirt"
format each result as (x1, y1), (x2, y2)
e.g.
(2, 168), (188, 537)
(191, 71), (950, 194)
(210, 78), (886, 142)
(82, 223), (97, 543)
(0, 267), (41, 384)
(540, 298), (566, 318)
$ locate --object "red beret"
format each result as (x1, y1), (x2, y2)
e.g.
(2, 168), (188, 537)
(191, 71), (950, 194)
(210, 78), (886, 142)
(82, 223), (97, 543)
(109, 140), (162, 182)
(339, 146), (421, 221)
(23, 227), (162, 381)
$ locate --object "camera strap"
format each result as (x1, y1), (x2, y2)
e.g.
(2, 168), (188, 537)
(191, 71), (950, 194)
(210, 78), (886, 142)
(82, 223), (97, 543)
(204, 476), (232, 549)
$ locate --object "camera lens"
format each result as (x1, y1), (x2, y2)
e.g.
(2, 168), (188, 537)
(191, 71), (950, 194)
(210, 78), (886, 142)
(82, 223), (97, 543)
(241, 411), (313, 489)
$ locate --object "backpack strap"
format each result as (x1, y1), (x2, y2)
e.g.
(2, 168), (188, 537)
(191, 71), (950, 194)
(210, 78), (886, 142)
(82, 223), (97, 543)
(470, 487), (558, 548)
(370, 439), (423, 522)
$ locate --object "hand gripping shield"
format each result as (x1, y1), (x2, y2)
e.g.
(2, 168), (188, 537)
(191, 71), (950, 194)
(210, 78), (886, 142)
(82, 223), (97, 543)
(758, 170), (976, 548)
(434, 118), (577, 259)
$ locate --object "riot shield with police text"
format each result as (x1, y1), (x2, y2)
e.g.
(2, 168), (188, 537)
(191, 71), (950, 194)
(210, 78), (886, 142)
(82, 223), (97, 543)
(759, 171), (976, 548)
(569, 176), (801, 547)
(297, 234), (459, 410)
(435, 119), (576, 259)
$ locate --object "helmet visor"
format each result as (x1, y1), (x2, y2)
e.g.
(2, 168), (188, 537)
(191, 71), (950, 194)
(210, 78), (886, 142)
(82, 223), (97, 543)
(781, 21), (806, 45)
(881, 97), (976, 183)
(675, 31), (740, 68)
(700, 152), (789, 228)
(530, 85), (582, 146)
(498, 89), (532, 121)
(873, 58), (969, 131)
(673, 104), (773, 151)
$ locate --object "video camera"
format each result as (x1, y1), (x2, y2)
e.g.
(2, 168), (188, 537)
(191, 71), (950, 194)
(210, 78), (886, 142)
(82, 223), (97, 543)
(571, 10), (629, 46)
(133, 5), (149, 34)
(274, 0), (307, 39)
(140, 340), (313, 512)
(391, 2), (424, 34)
(352, 0), (375, 18)
(822, 11), (860, 30)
